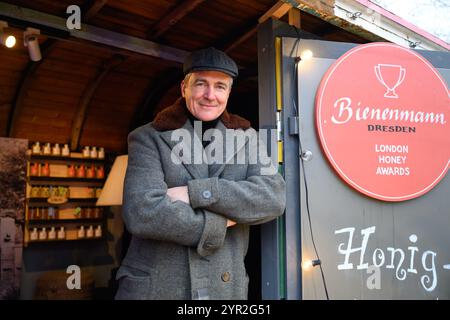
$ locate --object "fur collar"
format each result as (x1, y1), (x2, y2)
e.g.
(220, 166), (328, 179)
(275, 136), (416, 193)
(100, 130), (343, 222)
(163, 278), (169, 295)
(152, 98), (251, 131)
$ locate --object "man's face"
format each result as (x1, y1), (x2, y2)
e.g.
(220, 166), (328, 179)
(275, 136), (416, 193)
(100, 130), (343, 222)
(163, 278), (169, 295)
(181, 70), (232, 121)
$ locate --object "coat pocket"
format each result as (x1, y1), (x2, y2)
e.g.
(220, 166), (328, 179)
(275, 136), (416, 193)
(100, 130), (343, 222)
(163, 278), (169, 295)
(115, 267), (153, 300)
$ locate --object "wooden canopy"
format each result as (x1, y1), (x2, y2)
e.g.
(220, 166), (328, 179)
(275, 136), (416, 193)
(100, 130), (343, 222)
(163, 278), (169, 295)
(0, 0), (368, 153)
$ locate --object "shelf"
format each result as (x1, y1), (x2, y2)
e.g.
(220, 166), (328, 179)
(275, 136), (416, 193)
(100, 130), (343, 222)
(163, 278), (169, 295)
(27, 198), (98, 205)
(27, 237), (104, 244)
(29, 176), (105, 183)
(28, 218), (103, 223)
(25, 150), (107, 247)
(29, 154), (105, 163)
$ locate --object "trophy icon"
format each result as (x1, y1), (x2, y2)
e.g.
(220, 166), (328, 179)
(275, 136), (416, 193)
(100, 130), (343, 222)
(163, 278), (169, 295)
(374, 64), (406, 99)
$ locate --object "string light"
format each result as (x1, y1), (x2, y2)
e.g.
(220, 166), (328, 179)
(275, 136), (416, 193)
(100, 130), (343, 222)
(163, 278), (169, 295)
(302, 259), (321, 271)
(300, 49), (313, 61)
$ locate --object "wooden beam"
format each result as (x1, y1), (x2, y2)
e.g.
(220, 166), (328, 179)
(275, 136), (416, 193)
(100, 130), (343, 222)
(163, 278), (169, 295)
(288, 7), (301, 29)
(258, 1), (292, 24)
(7, 39), (58, 137)
(0, 2), (189, 63)
(70, 55), (125, 151)
(83, 0), (108, 21)
(223, 1), (294, 53)
(148, 0), (206, 40)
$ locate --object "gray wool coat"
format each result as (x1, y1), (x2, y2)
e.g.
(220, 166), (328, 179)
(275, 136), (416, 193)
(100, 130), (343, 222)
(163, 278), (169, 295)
(115, 101), (286, 300)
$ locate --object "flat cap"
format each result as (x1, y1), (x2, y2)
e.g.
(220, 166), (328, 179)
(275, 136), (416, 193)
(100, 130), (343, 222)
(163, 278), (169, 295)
(183, 47), (238, 78)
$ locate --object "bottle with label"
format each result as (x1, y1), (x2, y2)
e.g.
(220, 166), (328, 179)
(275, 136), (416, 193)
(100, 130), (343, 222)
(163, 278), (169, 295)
(96, 166), (104, 179)
(86, 165), (95, 178)
(57, 226), (66, 240)
(38, 227), (47, 240)
(43, 143), (51, 155)
(40, 186), (50, 198)
(82, 146), (90, 158)
(98, 147), (105, 159)
(40, 206), (48, 219)
(86, 225), (94, 238)
(30, 162), (39, 176)
(48, 227), (56, 240)
(32, 142), (41, 155)
(30, 228), (38, 241)
(34, 207), (42, 220)
(30, 185), (40, 198)
(76, 165), (86, 178)
(77, 226), (85, 239)
(95, 225), (102, 238)
(28, 207), (36, 220)
(93, 207), (102, 219)
(40, 162), (50, 177)
(52, 143), (61, 156)
(90, 146), (98, 158)
(67, 164), (76, 177)
(62, 144), (70, 157)
(48, 207), (58, 219)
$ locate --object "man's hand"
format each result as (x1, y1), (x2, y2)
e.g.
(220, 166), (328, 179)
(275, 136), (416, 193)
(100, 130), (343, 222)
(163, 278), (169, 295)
(166, 186), (190, 204)
(227, 219), (236, 228)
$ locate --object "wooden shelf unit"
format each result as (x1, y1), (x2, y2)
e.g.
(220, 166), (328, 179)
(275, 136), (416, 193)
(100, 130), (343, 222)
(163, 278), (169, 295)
(24, 151), (107, 246)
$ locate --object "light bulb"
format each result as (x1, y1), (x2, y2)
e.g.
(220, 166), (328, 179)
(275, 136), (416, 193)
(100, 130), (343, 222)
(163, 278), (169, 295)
(300, 49), (313, 61)
(302, 259), (313, 271)
(302, 258), (321, 271)
(5, 35), (16, 48)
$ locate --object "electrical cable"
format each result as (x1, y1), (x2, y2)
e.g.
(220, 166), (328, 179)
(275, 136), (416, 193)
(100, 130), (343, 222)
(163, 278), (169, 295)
(290, 30), (330, 300)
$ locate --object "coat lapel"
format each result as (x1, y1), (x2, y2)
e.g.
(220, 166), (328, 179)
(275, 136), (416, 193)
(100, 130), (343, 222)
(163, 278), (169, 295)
(207, 121), (248, 178)
(160, 120), (208, 179)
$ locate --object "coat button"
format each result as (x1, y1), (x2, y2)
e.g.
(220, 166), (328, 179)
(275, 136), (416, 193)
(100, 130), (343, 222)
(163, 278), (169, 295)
(202, 190), (211, 199)
(221, 272), (231, 282)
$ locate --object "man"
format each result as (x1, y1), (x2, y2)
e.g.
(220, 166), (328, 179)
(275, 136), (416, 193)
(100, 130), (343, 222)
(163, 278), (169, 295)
(115, 47), (286, 300)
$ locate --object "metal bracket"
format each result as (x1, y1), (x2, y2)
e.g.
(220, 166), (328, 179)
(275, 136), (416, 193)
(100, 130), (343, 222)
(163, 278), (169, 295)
(288, 116), (299, 135)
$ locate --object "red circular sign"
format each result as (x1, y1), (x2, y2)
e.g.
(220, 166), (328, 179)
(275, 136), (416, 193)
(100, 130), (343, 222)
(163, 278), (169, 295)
(316, 42), (450, 201)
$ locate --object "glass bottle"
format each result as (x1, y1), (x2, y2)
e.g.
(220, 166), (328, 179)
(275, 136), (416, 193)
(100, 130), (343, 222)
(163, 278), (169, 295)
(30, 162), (39, 176)
(62, 144), (70, 157)
(57, 226), (66, 240)
(48, 207), (57, 220)
(90, 146), (98, 158)
(77, 226), (85, 239)
(67, 164), (76, 177)
(96, 166), (104, 179)
(43, 143), (51, 155)
(86, 225), (94, 238)
(40, 206), (48, 220)
(40, 162), (50, 177)
(82, 146), (90, 158)
(30, 228), (38, 241)
(28, 207), (36, 220)
(48, 227), (56, 240)
(32, 142), (41, 155)
(38, 227), (47, 240)
(95, 225), (102, 238)
(86, 165), (95, 178)
(98, 147), (105, 159)
(76, 165), (85, 178)
(52, 143), (60, 156)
